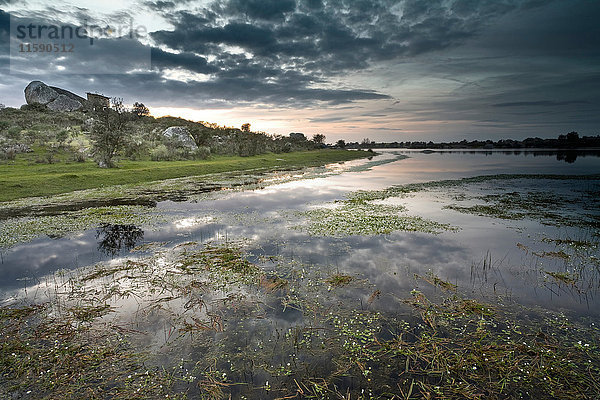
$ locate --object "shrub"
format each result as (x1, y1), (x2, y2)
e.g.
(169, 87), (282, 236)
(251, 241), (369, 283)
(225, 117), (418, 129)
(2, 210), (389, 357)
(0, 149), (16, 160)
(194, 146), (211, 160)
(74, 151), (86, 163)
(150, 144), (170, 161)
(6, 126), (21, 141)
(20, 103), (48, 112)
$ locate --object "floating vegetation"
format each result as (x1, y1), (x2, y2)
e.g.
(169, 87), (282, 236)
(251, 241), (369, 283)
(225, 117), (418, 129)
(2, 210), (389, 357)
(545, 270), (578, 285)
(0, 205), (162, 248)
(415, 271), (458, 291)
(325, 273), (354, 287)
(296, 202), (456, 236)
(1, 239), (599, 399)
(534, 250), (571, 260)
(541, 237), (599, 250)
(446, 190), (600, 228)
(436, 178), (600, 229)
(0, 302), (185, 399)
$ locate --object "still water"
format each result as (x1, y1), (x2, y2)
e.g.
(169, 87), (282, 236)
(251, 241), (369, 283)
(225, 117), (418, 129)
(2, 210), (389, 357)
(2, 149), (600, 398)
(1, 149), (599, 318)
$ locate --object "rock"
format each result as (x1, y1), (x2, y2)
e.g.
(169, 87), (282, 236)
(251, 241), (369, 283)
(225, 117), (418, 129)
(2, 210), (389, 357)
(162, 126), (196, 149)
(24, 81), (59, 105)
(51, 86), (86, 104)
(47, 94), (83, 112)
(24, 81), (86, 111)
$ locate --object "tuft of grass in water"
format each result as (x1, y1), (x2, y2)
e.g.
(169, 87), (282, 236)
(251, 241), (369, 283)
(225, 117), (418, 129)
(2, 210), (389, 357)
(545, 270), (578, 285)
(535, 250), (571, 260)
(325, 273), (354, 287)
(260, 275), (289, 292)
(415, 271), (458, 291)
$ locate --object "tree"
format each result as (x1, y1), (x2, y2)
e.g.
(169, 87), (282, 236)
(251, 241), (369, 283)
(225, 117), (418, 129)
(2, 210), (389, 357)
(90, 98), (133, 168)
(132, 102), (150, 118)
(361, 137), (372, 147)
(289, 132), (306, 141)
(312, 133), (326, 144)
(189, 125), (213, 147)
(566, 131), (579, 142)
(241, 123), (251, 132)
(336, 139), (346, 148)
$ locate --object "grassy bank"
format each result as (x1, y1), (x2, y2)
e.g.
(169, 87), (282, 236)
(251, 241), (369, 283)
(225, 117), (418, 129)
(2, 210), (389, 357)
(0, 150), (368, 202)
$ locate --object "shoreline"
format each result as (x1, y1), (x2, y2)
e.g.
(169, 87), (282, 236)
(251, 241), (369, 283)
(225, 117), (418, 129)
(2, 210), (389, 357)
(0, 149), (369, 203)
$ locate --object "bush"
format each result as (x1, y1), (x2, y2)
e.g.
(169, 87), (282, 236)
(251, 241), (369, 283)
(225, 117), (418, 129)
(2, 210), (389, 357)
(6, 127), (21, 141)
(74, 152), (86, 163)
(0, 149), (16, 160)
(282, 142), (292, 153)
(150, 144), (170, 161)
(193, 146), (211, 160)
(20, 103), (48, 112)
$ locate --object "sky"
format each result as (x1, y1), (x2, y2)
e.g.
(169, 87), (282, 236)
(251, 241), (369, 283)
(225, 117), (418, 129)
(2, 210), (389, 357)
(0, 0), (599, 142)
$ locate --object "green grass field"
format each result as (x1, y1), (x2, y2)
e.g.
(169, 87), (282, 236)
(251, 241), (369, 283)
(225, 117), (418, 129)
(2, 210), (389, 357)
(0, 150), (368, 202)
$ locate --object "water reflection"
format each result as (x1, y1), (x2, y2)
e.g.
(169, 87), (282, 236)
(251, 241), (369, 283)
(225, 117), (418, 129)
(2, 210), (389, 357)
(2, 150), (600, 317)
(409, 148), (600, 163)
(96, 224), (145, 256)
(556, 150), (578, 163)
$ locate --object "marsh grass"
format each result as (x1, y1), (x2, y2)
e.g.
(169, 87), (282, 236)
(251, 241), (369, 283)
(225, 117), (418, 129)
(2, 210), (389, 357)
(1, 240), (599, 399)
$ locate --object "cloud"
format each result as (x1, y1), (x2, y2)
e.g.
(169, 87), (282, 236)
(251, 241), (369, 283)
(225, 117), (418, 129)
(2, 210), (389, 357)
(151, 48), (218, 74)
(493, 100), (590, 108)
(2, 0), (600, 139)
(220, 0), (296, 21)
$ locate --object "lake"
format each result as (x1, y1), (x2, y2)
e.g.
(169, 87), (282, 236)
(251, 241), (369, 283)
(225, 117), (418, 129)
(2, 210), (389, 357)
(1, 149), (599, 398)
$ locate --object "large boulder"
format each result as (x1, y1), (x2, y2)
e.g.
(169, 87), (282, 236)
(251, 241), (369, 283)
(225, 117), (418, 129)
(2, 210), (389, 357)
(47, 94), (83, 112)
(162, 126), (196, 149)
(24, 81), (59, 105)
(24, 81), (85, 111)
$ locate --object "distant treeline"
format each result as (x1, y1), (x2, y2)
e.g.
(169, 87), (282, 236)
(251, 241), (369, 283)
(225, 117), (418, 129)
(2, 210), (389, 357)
(342, 132), (600, 149)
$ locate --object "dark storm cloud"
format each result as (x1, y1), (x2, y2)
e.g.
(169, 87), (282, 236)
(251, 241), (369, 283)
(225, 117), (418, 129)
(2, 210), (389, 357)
(0, 9), (8, 36)
(2, 0), (600, 138)
(493, 101), (590, 108)
(151, 48), (218, 74)
(220, 0), (296, 21)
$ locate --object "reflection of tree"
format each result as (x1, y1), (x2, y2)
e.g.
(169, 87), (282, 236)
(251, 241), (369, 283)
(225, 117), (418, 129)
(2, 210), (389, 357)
(556, 150), (578, 163)
(96, 224), (144, 256)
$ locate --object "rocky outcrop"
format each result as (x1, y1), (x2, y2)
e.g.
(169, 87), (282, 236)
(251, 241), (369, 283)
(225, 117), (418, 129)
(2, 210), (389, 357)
(24, 81), (59, 105)
(24, 81), (84, 112)
(47, 94), (83, 112)
(162, 126), (197, 149)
